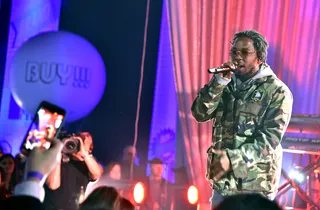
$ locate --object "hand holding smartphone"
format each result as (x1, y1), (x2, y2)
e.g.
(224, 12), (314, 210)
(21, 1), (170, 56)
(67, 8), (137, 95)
(20, 101), (66, 155)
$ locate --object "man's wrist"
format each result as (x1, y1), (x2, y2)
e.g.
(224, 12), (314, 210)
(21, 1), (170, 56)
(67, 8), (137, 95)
(82, 151), (92, 160)
(26, 171), (44, 182)
(26, 177), (41, 184)
(24, 171), (47, 186)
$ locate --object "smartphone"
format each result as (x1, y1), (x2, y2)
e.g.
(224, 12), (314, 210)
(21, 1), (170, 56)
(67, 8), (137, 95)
(20, 101), (66, 155)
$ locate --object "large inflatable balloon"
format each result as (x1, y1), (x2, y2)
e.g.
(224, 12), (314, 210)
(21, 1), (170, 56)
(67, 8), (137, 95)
(9, 31), (106, 122)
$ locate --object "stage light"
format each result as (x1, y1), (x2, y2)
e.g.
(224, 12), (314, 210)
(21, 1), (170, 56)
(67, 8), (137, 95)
(187, 185), (199, 205)
(133, 182), (145, 204)
(289, 169), (298, 179)
(295, 173), (305, 183)
(289, 169), (305, 183)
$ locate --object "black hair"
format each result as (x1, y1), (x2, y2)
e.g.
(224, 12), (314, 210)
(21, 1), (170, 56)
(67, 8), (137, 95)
(232, 30), (269, 63)
(79, 186), (120, 210)
(215, 194), (282, 210)
(119, 197), (135, 210)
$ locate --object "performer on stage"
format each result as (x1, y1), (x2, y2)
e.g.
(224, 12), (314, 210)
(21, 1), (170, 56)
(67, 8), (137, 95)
(191, 30), (293, 208)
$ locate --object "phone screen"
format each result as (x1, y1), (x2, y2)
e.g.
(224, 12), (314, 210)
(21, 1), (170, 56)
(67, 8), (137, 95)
(21, 101), (66, 153)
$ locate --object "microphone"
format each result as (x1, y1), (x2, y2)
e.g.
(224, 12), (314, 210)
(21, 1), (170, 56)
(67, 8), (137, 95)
(207, 67), (233, 74)
(208, 62), (238, 74)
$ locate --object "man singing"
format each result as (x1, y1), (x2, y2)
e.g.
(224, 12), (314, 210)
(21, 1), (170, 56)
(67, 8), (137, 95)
(191, 30), (293, 208)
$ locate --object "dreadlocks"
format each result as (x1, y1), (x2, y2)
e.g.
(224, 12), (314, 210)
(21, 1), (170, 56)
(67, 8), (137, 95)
(232, 30), (269, 63)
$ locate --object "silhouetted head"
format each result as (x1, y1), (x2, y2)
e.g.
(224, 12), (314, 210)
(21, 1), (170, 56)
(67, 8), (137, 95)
(215, 194), (282, 210)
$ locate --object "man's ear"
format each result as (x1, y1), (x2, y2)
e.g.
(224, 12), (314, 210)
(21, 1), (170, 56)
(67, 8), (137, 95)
(257, 57), (263, 65)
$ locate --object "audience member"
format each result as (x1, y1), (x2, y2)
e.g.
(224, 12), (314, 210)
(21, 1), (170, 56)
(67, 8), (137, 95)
(141, 158), (172, 210)
(0, 154), (18, 200)
(86, 162), (122, 196)
(119, 197), (134, 210)
(3, 138), (64, 210)
(0, 146), (3, 157)
(215, 194), (283, 210)
(79, 186), (120, 210)
(120, 146), (145, 181)
(44, 132), (103, 210)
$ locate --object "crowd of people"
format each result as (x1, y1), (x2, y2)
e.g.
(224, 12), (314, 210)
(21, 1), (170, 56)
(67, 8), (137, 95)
(0, 136), (284, 210)
(0, 138), (135, 210)
(0, 132), (176, 210)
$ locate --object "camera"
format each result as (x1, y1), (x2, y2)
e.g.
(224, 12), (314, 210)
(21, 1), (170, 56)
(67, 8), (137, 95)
(58, 131), (84, 154)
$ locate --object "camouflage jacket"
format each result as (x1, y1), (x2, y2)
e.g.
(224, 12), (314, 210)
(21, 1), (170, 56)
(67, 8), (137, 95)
(191, 64), (293, 199)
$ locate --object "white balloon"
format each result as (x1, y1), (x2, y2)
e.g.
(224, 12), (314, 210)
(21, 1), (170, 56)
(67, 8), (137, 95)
(9, 31), (106, 122)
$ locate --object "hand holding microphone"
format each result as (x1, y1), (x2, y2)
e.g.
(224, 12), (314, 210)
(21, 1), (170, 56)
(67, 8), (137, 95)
(208, 61), (238, 79)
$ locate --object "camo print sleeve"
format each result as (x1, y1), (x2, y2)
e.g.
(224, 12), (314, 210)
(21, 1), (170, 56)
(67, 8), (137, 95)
(226, 86), (293, 179)
(191, 77), (229, 122)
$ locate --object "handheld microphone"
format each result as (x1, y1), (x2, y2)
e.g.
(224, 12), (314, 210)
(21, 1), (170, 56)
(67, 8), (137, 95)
(207, 67), (233, 74)
(208, 62), (238, 74)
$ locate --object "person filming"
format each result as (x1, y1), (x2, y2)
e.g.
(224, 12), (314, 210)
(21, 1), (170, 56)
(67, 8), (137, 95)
(43, 132), (103, 210)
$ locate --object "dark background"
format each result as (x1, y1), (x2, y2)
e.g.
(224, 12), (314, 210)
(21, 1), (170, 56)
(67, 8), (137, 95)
(59, 0), (164, 165)
(0, 0), (12, 112)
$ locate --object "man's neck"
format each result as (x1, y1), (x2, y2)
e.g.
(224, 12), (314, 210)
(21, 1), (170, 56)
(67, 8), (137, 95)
(238, 66), (260, 82)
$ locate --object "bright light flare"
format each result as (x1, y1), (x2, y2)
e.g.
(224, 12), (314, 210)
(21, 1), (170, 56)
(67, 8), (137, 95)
(187, 185), (199, 205)
(133, 182), (145, 204)
(289, 169), (305, 183)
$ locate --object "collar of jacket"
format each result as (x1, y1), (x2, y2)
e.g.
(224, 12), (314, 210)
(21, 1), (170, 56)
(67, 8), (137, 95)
(230, 63), (275, 92)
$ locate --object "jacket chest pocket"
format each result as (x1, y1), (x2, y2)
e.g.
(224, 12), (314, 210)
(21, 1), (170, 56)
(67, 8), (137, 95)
(237, 102), (267, 136)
